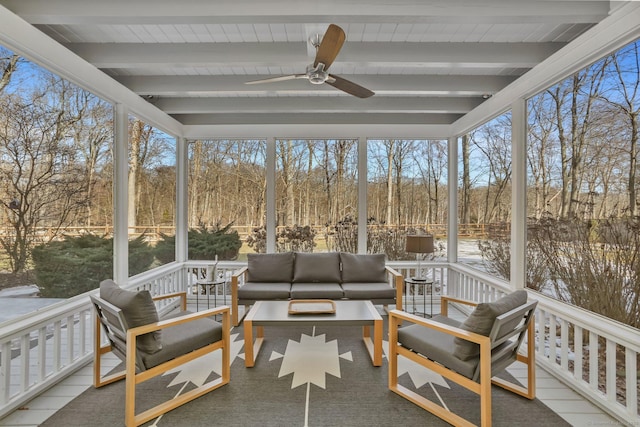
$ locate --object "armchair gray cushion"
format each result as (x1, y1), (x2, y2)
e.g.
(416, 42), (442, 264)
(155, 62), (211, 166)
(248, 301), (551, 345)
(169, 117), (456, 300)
(453, 290), (528, 361)
(140, 311), (223, 369)
(398, 315), (478, 379)
(99, 279), (162, 354)
(293, 252), (341, 283)
(340, 253), (387, 283)
(246, 252), (294, 282)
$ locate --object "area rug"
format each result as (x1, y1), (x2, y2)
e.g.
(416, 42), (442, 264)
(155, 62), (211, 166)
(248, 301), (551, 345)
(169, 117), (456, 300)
(42, 321), (569, 427)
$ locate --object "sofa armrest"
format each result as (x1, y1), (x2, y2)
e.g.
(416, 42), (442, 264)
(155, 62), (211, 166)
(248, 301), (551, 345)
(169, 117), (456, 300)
(231, 266), (248, 326)
(385, 266), (404, 310)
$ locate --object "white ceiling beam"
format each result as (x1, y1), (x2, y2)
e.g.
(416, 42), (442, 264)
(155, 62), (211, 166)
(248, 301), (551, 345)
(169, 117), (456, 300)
(182, 123), (452, 140)
(116, 75), (517, 96)
(67, 41), (564, 69)
(174, 113), (462, 126)
(156, 96), (483, 114)
(1, 0), (609, 25)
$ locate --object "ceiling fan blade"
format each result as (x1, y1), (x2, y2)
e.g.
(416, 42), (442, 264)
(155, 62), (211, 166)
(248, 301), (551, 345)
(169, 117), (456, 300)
(314, 24), (345, 70)
(326, 75), (374, 98)
(245, 74), (306, 85)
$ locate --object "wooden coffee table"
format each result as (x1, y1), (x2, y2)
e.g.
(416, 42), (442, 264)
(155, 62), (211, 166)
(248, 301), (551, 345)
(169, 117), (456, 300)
(243, 300), (383, 367)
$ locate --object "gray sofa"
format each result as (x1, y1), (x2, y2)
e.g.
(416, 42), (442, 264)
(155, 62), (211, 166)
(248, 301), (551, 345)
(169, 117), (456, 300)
(231, 252), (403, 326)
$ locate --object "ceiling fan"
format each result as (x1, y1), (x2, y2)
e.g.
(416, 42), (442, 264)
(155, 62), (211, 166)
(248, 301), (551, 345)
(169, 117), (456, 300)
(245, 24), (374, 99)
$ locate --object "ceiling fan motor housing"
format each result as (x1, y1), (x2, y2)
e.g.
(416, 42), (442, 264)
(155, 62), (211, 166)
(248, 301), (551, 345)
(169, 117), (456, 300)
(307, 63), (328, 84)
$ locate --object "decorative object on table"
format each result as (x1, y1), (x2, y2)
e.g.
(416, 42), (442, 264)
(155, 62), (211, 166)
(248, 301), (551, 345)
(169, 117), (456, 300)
(405, 234), (434, 281)
(205, 254), (219, 282)
(288, 299), (337, 314)
(196, 255), (226, 310)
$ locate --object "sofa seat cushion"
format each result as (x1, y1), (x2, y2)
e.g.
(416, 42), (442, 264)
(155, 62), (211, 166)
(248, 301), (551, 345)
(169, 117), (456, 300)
(397, 315), (478, 380)
(238, 282), (292, 300)
(293, 252), (341, 283)
(247, 252), (294, 282)
(340, 253), (387, 283)
(290, 283), (344, 299)
(99, 279), (162, 354)
(140, 311), (223, 370)
(341, 282), (395, 299)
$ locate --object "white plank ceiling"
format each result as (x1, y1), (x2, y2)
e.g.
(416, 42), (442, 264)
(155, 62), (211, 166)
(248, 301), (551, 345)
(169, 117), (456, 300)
(0, 0), (614, 129)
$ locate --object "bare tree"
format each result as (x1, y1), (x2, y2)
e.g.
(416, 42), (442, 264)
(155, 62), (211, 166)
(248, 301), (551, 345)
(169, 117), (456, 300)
(600, 42), (640, 217)
(0, 77), (90, 273)
(0, 47), (19, 93)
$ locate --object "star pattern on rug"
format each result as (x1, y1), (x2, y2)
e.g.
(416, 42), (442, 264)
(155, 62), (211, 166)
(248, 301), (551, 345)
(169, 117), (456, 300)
(382, 338), (449, 390)
(270, 332), (353, 389)
(163, 331), (244, 387)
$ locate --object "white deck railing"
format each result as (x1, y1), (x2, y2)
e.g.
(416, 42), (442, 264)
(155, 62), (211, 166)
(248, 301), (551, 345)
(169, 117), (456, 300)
(1, 260), (638, 425)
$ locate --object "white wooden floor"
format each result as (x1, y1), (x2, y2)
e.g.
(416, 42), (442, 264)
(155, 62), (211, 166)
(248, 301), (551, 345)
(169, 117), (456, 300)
(0, 302), (622, 427)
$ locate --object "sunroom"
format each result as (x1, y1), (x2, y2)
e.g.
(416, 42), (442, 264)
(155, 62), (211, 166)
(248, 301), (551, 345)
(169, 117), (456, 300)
(0, 1), (639, 426)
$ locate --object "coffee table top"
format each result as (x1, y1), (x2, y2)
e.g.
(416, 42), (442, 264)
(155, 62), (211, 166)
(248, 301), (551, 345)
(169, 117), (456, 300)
(245, 300), (382, 326)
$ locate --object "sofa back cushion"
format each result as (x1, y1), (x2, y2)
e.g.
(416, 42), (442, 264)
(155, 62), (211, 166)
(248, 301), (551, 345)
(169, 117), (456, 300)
(293, 252), (341, 283)
(247, 252), (294, 282)
(99, 279), (162, 354)
(453, 290), (528, 361)
(340, 253), (387, 283)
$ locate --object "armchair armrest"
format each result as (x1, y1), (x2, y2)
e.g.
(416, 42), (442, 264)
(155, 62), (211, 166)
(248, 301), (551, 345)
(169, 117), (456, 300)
(231, 266), (248, 326)
(128, 305), (230, 338)
(388, 309), (490, 347)
(152, 291), (188, 311)
(385, 266), (404, 310)
(439, 295), (478, 317)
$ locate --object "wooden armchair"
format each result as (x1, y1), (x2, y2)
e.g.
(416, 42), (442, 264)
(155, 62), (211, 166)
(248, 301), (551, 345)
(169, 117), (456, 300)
(91, 280), (230, 427)
(388, 290), (537, 427)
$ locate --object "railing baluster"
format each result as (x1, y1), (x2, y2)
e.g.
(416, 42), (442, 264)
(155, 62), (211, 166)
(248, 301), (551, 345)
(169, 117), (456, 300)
(536, 309), (546, 360)
(625, 347), (637, 417)
(20, 335), (29, 391)
(574, 325), (583, 382)
(1, 341), (10, 404)
(38, 327), (46, 381)
(560, 319), (569, 370)
(589, 331), (598, 391)
(605, 339), (616, 403)
(549, 314), (557, 364)
(67, 315), (75, 365)
(53, 321), (61, 372)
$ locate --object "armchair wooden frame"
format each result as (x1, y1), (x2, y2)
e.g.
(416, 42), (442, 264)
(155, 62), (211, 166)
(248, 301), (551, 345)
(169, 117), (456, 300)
(91, 291), (231, 427)
(388, 295), (537, 427)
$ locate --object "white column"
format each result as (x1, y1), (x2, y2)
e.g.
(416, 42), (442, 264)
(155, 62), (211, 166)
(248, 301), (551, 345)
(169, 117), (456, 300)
(113, 103), (129, 283)
(511, 99), (527, 290)
(357, 136), (368, 254)
(447, 136), (458, 263)
(175, 136), (188, 263)
(266, 137), (276, 253)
